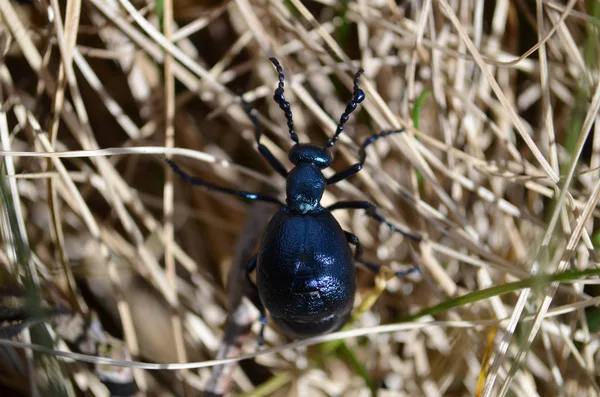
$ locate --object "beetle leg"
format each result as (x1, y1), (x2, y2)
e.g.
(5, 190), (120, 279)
(343, 230), (363, 260)
(240, 97), (289, 178)
(325, 163), (362, 185)
(344, 230), (385, 273)
(344, 231), (418, 277)
(329, 200), (421, 242)
(246, 256), (267, 345)
(165, 158), (285, 206)
(326, 129), (406, 184)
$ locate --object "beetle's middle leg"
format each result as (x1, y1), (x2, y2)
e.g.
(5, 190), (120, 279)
(246, 256), (267, 345)
(343, 231), (417, 277)
(329, 201), (421, 242)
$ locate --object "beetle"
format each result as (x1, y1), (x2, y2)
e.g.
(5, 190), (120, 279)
(166, 58), (421, 341)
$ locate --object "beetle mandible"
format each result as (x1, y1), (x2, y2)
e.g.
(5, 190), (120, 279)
(166, 58), (421, 341)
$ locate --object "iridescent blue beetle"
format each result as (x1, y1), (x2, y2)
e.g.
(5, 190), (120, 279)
(167, 58), (420, 341)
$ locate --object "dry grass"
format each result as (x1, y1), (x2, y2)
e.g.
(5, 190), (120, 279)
(0, 0), (599, 396)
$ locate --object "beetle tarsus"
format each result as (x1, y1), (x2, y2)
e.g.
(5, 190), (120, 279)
(258, 315), (266, 346)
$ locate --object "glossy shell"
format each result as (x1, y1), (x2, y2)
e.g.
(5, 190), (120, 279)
(256, 208), (355, 338)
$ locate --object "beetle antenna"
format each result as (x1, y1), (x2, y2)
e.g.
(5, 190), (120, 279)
(326, 68), (365, 148)
(269, 58), (299, 144)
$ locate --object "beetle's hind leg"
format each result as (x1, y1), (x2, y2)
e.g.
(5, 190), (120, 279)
(344, 231), (418, 277)
(246, 256), (267, 345)
(330, 201), (421, 242)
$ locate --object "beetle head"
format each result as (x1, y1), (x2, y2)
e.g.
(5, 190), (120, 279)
(288, 144), (332, 169)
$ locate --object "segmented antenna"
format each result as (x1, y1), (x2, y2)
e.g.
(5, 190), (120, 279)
(269, 58), (299, 144)
(326, 69), (365, 148)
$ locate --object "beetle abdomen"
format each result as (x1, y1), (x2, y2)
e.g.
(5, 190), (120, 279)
(256, 208), (355, 338)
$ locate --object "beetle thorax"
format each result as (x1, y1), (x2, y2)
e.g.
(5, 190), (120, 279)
(286, 164), (325, 214)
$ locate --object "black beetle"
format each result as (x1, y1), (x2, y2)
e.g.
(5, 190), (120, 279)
(166, 58), (420, 341)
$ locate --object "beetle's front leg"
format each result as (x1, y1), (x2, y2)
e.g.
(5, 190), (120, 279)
(246, 256), (267, 345)
(326, 129), (406, 184)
